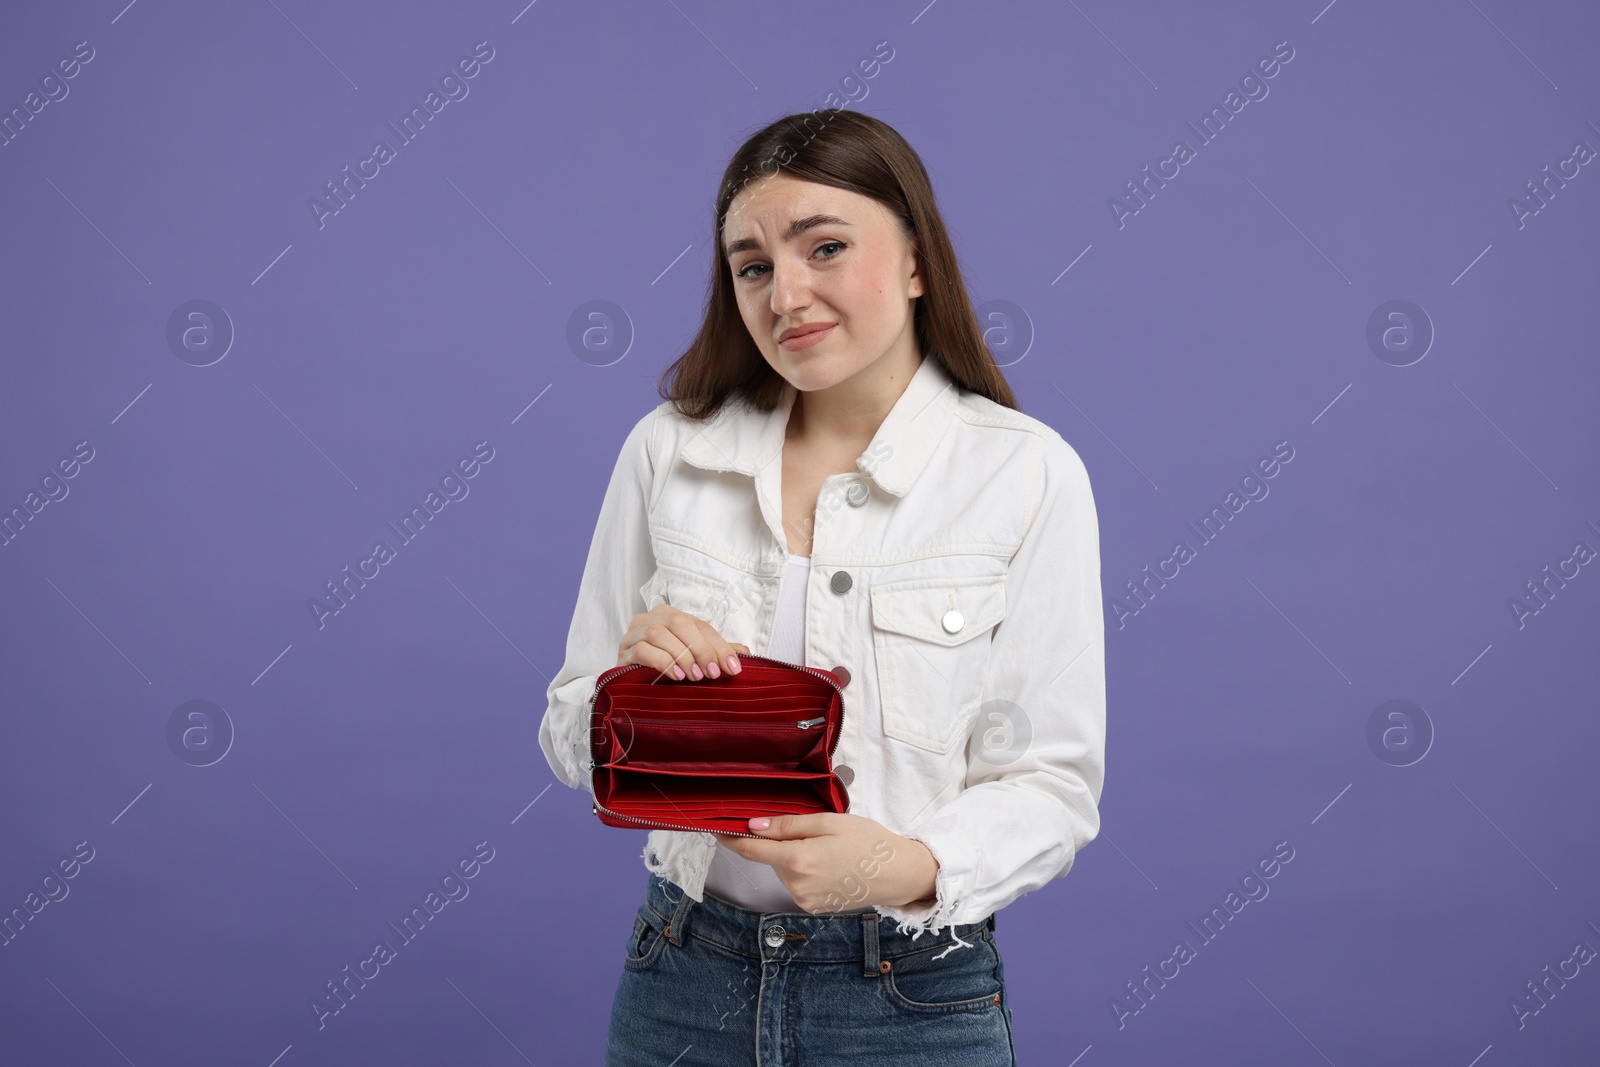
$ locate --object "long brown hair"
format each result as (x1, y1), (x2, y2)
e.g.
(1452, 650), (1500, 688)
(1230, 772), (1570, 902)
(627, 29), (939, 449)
(657, 109), (1018, 420)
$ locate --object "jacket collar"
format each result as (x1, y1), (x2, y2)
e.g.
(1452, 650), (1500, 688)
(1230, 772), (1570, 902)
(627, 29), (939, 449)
(678, 355), (960, 497)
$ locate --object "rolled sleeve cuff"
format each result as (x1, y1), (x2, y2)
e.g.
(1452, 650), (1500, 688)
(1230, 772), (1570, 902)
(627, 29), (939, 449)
(873, 818), (984, 955)
(544, 675), (599, 795)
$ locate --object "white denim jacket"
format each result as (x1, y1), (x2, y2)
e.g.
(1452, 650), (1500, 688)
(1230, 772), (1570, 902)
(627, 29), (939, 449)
(539, 355), (1105, 948)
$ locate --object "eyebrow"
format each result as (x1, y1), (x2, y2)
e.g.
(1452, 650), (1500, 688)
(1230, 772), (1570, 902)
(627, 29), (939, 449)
(723, 214), (852, 258)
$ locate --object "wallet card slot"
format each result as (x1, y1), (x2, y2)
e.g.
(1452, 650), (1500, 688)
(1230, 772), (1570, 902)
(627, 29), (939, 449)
(601, 766), (836, 816)
(601, 683), (825, 705)
(612, 759), (825, 776)
(604, 716), (829, 770)
(607, 703), (826, 725)
(606, 684), (824, 702)
(604, 695), (824, 717)
(606, 667), (825, 688)
(604, 762), (836, 781)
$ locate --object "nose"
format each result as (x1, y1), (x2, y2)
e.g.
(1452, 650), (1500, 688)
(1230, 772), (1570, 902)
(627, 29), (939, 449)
(769, 257), (811, 318)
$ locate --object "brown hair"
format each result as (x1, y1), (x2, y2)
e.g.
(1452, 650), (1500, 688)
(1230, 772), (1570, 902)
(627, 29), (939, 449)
(657, 109), (1018, 420)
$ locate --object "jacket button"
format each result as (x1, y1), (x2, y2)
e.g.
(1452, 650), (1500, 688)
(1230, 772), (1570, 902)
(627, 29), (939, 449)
(941, 609), (964, 634)
(834, 764), (854, 786)
(830, 571), (853, 594)
(829, 665), (851, 688)
(845, 481), (869, 507)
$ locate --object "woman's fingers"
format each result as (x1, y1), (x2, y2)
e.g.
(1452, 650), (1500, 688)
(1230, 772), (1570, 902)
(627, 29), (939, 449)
(683, 618), (743, 679)
(618, 609), (689, 679)
(659, 610), (730, 680)
(621, 623), (688, 680)
(621, 607), (746, 682)
(709, 632), (743, 678)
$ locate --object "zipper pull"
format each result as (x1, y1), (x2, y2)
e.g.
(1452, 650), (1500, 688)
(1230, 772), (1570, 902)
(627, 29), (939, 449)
(796, 716), (826, 729)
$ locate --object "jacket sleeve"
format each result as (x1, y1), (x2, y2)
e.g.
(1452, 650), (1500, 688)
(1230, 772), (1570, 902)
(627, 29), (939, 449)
(538, 405), (663, 796)
(875, 430), (1106, 950)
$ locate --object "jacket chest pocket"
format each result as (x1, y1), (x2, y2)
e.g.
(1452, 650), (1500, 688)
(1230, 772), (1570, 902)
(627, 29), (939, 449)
(869, 575), (1007, 755)
(639, 562), (732, 631)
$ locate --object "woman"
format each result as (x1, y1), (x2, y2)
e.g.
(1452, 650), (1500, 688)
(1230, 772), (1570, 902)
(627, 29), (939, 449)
(539, 110), (1105, 1065)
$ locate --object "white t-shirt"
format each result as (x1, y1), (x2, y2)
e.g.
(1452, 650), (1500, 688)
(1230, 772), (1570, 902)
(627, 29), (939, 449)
(703, 552), (870, 914)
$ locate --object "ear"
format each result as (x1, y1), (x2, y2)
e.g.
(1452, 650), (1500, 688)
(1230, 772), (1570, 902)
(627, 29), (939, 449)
(907, 241), (926, 299)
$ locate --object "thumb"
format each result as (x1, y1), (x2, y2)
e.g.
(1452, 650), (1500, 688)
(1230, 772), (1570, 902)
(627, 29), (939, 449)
(747, 813), (824, 839)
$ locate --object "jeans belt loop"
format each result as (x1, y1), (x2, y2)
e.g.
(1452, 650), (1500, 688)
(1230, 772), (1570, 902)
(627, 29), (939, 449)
(665, 886), (694, 946)
(861, 912), (881, 977)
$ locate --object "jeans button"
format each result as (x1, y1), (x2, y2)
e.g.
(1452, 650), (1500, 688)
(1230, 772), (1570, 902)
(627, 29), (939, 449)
(830, 570), (853, 594)
(764, 924), (787, 948)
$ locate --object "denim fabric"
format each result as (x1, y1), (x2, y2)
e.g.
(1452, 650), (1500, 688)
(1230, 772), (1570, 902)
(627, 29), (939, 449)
(605, 873), (1016, 1066)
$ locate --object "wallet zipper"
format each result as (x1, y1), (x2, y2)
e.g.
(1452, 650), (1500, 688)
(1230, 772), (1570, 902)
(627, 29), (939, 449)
(589, 654), (850, 836)
(589, 655), (845, 696)
(616, 715), (828, 729)
(590, 800), (772, 840)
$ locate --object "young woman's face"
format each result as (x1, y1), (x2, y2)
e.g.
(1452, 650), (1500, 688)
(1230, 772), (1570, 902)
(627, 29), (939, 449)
(723, 173), (925, 393)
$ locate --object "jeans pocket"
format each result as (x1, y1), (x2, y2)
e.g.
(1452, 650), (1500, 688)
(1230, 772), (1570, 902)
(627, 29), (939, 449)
(623, 907), (671, 973)
(879, 931), (1005, 1015)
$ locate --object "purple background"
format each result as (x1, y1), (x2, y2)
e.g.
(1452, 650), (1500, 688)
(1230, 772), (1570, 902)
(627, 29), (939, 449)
(3, 0), (1598, 1063)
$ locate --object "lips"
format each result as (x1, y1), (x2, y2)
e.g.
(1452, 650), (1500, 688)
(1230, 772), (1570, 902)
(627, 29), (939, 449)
(778, 323), (836, 350)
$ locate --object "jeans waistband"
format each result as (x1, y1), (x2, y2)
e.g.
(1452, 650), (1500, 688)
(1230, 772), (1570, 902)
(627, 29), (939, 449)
(641, 874), (996, 972)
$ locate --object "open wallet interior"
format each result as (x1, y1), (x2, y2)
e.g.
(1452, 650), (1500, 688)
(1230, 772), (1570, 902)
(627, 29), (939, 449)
(589, 655), (850, 838)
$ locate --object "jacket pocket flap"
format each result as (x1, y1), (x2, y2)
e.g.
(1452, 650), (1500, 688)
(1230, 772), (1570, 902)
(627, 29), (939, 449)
(869, 575), (1006, 646)
(655, 563), (730, 623)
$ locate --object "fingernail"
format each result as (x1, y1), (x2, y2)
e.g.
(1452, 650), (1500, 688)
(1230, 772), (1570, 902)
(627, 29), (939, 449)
(727, 655), (741, 674)
(707, 660), (721, 679)
(672, 665), (685, 680)
(749, 817), (771, 830)
(690, 663), (703, 680)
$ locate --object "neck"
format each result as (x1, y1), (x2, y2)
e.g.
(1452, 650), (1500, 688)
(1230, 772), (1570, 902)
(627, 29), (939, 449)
(787, 349), (922, 452)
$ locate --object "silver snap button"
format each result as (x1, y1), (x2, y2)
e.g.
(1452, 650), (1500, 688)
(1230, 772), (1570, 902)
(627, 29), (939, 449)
(764, 924), (787, 948)
(829, 665), (851, 688)
(941, 609), (965, 634)
(845, 481), (869, 507)
(830, 570), (853, 594)
(834, 764), (854, 786)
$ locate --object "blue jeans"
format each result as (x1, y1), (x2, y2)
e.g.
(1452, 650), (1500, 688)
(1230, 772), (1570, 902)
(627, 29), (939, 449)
(605, 873), (1016, 1066)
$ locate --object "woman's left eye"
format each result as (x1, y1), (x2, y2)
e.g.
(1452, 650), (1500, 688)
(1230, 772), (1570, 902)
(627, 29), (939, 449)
(734, 241), (845, 282)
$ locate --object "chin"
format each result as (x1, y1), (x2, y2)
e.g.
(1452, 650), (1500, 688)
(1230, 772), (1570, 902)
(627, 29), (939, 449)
(790, 353), (875, 392)
(777, 356), (834, 388)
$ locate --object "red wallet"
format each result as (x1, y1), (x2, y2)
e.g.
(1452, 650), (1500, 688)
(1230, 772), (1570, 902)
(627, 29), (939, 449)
(589, 654), (850, 839)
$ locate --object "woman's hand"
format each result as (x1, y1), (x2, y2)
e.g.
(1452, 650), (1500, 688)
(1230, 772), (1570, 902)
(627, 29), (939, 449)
(617, 603), (750, 681)
(713, 813), (940, 914)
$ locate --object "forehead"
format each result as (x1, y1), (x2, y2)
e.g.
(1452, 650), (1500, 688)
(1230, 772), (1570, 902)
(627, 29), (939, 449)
(723, 174), (881, 241)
